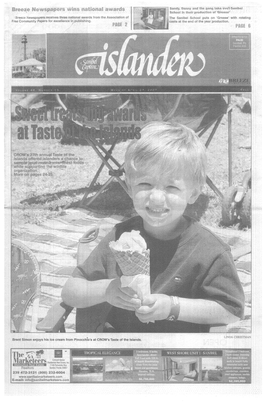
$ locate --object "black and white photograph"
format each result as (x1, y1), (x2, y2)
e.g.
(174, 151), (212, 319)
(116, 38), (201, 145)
(10, 93), (251, 334)
(133, 7), (169, 30)
(12, 34), (46, 78)
(71, 356), (104, 382)
(164, 356), (200, 382)
(104, 356), (133, 381)
(201, 357), (223, 382)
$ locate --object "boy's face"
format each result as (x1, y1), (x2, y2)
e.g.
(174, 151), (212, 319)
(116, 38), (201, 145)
(127, 168), (199, 239)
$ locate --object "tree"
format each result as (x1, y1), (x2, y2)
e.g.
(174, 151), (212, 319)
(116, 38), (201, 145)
(33, 48), (46, 62)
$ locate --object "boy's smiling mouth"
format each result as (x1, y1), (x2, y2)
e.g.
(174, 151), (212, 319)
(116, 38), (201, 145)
(146, 206), (169, 216)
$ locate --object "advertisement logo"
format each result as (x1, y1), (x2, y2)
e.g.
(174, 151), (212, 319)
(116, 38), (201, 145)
(54, 350), (63, 358)
(12, 350), (47, 366)
(75, 34), (206, 77)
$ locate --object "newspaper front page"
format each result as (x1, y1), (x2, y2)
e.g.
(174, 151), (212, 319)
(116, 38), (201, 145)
(4, 2), (262, 394)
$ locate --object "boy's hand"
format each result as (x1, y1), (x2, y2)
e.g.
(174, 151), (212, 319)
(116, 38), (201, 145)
(135, 294), (171, 323)
(105, 278), (141, 311)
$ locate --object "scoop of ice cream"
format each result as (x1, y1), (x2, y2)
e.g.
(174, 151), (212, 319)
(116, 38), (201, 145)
(109, 230), (147, 253)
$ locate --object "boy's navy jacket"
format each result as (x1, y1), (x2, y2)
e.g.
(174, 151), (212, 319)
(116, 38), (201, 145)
(74, 216), (245, 333)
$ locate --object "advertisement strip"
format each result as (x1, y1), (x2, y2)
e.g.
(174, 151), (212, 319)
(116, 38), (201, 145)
(11, 348), (251, 384)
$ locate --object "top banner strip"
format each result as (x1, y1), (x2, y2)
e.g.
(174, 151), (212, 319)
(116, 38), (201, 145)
(46, 33), (251, 87)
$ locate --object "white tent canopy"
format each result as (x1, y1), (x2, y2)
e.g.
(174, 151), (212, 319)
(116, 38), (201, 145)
(13, 58), (44, 67)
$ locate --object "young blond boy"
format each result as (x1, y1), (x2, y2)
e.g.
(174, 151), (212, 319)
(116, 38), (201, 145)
(62, 122), (244, 332)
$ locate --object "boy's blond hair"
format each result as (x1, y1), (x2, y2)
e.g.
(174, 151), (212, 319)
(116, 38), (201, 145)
(124, 121), (207, 189)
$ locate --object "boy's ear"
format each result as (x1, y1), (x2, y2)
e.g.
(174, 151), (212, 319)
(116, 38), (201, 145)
(188, 187), (201, 205)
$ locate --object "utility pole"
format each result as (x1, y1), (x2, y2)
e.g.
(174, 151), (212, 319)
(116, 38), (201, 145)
(21, 35), (27, 60)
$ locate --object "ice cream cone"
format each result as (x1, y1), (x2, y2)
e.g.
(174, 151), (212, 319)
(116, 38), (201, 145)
(109, 247), (150, 276)
(109, 231), (153, 320)
(109, 231), (151, 303)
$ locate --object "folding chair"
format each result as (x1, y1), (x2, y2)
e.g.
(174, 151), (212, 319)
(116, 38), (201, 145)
(56, 94), (130, 208)
(58, 93), (230, 208)
(11, 240), (41, 332)
(36, 226), (109, 333)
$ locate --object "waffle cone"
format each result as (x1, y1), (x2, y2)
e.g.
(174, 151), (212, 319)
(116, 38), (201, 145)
(110, 248), (150, 276)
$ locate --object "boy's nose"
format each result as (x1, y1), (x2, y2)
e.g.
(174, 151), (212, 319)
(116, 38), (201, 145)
(149, 189), (166, 205)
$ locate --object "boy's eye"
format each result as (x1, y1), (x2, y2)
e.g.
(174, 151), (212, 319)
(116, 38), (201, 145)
(138, 182), (152, 188)
(167, 185), (179, 190)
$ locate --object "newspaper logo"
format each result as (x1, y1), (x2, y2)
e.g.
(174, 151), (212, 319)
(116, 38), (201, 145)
(75, 35), (206, 77)
(12, 350), (47, 366)
(77, 56), (100, 73)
